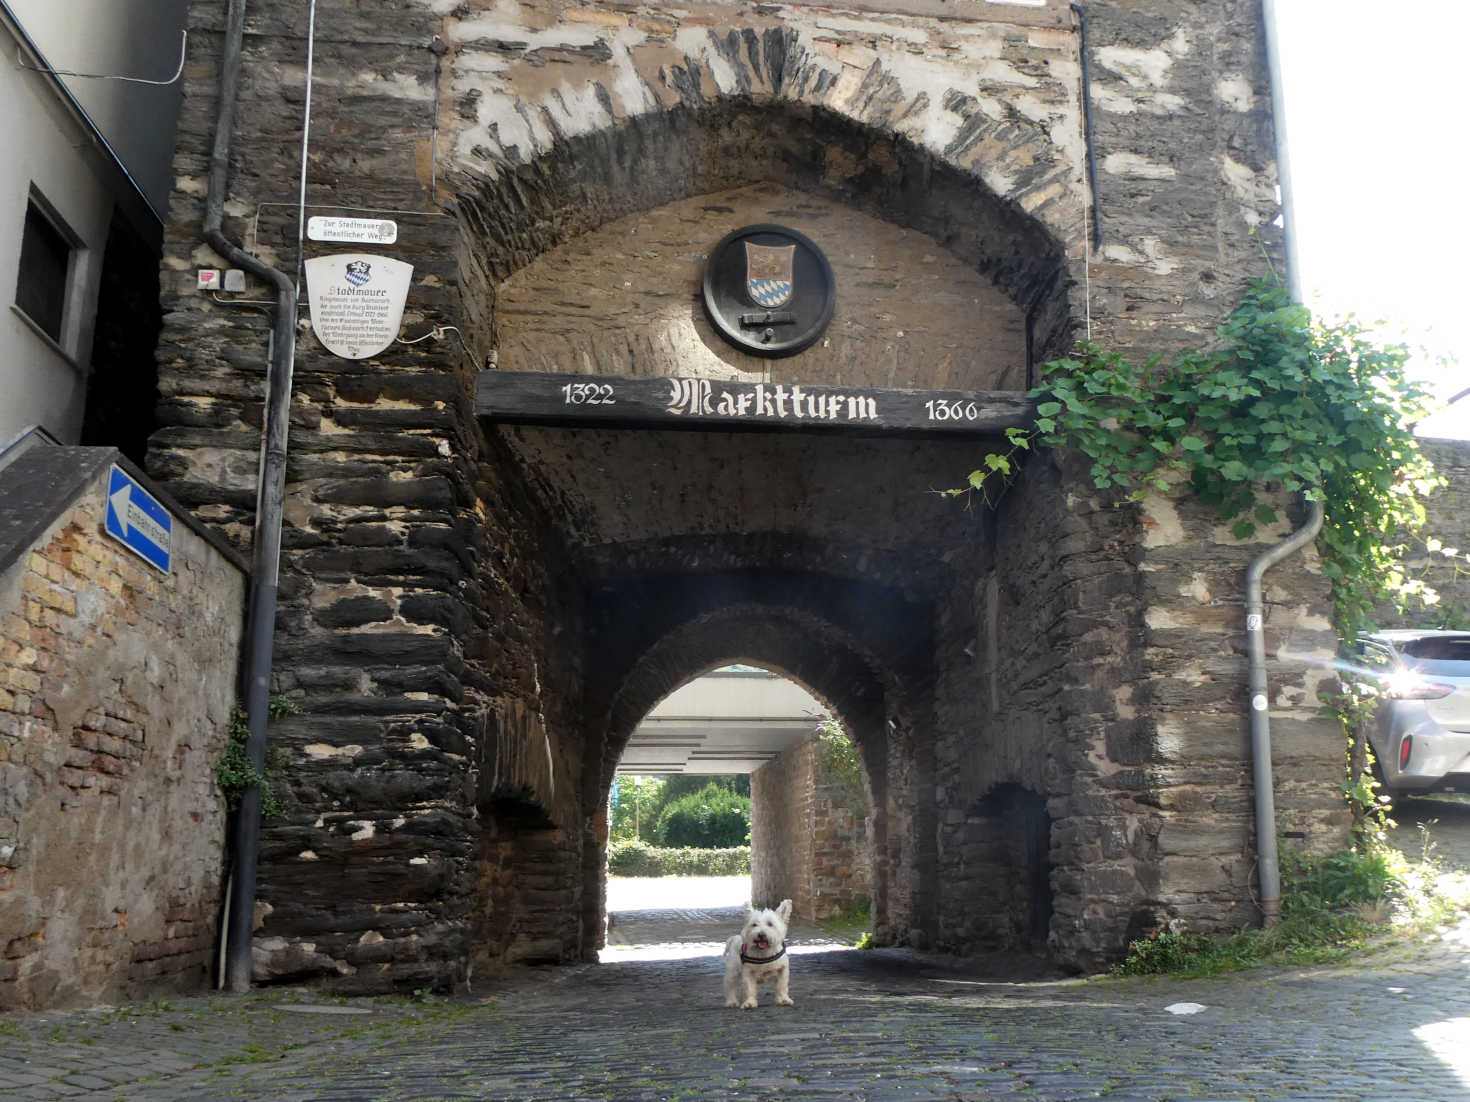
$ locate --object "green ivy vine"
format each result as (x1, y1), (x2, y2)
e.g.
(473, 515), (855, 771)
(217, 697), (297, 818)
(964, 279), (1451, 830)
(816, 717), (869, 817)
(966, 279), (1443, 636)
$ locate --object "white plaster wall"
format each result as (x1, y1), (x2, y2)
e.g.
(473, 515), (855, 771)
(7, 0), (188, 216)
(0, 0), (187, 445)
(0, 39), (111, 445)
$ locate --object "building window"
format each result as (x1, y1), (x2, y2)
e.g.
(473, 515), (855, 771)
(15, 196), (76, 345)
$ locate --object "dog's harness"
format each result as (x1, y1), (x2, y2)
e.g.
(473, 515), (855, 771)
(740, 942), (787, 965)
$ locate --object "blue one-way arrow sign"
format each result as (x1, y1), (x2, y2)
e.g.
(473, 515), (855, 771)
(103, 466), (171, 573)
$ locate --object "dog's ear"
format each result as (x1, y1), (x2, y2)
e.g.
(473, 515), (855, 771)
(744, 901), (755, 917)
(776, 899), (792, 922)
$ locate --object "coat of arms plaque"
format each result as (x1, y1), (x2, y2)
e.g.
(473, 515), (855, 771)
(702, 225), (835, 357)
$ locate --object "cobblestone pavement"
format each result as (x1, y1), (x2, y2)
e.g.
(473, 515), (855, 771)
(5, 885), (1470, 1100)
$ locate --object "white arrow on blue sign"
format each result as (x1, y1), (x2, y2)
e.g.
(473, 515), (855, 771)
(103, 466), (171, 573)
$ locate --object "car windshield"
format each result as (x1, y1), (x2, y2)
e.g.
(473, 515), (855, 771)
(1399, 636), (1470, 676)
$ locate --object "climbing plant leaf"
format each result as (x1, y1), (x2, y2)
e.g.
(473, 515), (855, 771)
(959, 279), (1444, 637)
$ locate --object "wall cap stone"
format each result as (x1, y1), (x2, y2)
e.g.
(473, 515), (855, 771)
(0, 445), (248, 577)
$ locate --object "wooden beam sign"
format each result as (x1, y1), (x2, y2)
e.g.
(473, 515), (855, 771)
(475, 371), (1035, 437)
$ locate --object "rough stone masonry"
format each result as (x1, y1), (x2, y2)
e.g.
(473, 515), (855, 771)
(145, 0), (1347, 993)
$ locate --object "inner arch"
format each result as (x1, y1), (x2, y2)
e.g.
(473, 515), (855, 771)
(457, 91), (1080, 973)
(456, 100), (1076, 375)
(496, 182), (1032, 391)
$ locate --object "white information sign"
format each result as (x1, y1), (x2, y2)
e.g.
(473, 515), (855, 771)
(305, 254), (414, 360)
(306, 216), (398, 244)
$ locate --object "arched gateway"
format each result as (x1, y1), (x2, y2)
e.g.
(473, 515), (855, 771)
(152, 0), (1347, 990)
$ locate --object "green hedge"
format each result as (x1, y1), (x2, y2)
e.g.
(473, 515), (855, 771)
(655, 783), (750, 848)
(607, 841), (751, 877)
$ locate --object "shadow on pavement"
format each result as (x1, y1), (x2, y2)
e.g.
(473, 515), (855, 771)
(602, 886), (1063, 983)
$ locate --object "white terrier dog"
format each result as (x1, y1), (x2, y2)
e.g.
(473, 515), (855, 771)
(723, 899), (794, 1009)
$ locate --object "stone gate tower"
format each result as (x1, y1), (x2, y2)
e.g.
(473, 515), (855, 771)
(153, 0), (1348, 990)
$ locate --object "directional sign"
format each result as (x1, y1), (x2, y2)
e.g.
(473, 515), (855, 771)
(306, 215), (398, 245)
(103, 466), (171, 573)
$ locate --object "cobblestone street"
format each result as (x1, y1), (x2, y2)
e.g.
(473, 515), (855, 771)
(4, 869), (1470, 1101)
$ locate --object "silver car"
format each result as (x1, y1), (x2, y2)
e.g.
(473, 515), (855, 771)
(1348, 631), (1470, 795)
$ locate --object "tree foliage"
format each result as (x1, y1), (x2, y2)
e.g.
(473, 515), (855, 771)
(610, 775), (751, 843)
(654, 782), (751, 848)
(609, 775), (665, 843)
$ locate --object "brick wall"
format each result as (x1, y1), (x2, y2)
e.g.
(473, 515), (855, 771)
(752, 734), (871, 920)
(0, 450), (246, 1010)
(751, 740), (814, 915)
(809, 749), (872, 919)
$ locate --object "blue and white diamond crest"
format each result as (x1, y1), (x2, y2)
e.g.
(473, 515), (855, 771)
(748, 279), (793, 308)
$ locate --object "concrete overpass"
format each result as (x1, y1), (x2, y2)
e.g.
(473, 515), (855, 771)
(616, 667), (827, 775)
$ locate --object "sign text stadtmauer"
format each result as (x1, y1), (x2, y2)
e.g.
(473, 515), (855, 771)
(305, 253), (413, 359)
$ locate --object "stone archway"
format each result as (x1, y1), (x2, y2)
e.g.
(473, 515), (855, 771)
(226, 83), (1084, 987)
(463, 94), (1079, 962)
(589, 602), (903, 950)
(456, 98), (1078, 384)
(149, 0), (1348, 995)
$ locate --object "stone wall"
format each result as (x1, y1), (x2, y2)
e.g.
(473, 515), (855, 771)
(497, 183), (1029, 390)
(155, 4), (592, 986)
(144, 0), (1345, 987)
(933, 450), (1346, 965)
(811, 756), (872, 918)
(752, 734), (871, 921)
(0, 448), (246, 1010)
(1395, 440), (1470, 623)
(751, 741), (812, 914)
(941, 784), (1051, 951)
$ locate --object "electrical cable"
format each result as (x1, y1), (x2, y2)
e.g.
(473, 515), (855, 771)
(15, 28), (187, 86)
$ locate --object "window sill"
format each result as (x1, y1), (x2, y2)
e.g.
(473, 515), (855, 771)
(10, 304), (82, 375)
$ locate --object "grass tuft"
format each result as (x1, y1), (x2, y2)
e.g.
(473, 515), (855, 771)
(1113, 835), (1470, 978)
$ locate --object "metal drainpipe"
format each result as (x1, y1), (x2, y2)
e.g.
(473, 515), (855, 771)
(206, 0), (300, 993)
(1069, 4), (1102, 249)
(1260, 0), (1304, 304)
(1244, 498), (1323, 923)
(1243, 0), (1319, 926)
